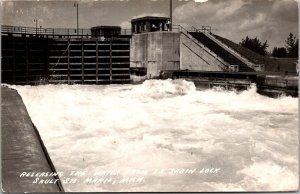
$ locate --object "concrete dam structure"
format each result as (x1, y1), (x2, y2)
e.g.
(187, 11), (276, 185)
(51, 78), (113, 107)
(130, 17), (263, 79)
(2, 16), (297, 92)
(0, 15), (298, 192)
(2, 25), (131, 85)
(129, 17), (297, 96)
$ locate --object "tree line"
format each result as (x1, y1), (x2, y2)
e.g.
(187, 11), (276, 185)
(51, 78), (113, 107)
(239, 33), (298, 58)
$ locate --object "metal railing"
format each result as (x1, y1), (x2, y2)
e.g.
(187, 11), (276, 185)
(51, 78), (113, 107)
(191, 26), (214, 33)
(1, 25), (132, 38)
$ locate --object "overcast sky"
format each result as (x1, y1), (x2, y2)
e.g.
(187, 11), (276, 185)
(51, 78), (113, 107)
(0, 0), (298, 50)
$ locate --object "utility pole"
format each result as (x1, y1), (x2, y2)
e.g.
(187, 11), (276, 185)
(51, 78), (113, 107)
(34, 18), (38, 35)
(74, 2), (79, 35)
(170, 0), (172, 31)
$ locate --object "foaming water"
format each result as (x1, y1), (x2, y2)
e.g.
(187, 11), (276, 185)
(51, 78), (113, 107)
(11, 79), (298, 192)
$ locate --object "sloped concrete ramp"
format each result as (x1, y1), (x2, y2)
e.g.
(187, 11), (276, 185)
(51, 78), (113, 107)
(1, 86), (63, 192)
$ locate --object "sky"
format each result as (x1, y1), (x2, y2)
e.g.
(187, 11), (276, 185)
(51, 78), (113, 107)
(0, 0), (298, 50)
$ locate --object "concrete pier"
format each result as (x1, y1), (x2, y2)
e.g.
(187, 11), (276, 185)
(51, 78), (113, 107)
(256, 75), (298, 97)
(130, 31), (180, 78)
(1, 86), (63, 192)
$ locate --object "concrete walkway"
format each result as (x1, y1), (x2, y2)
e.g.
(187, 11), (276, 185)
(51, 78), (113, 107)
(1, 86), (63, 192)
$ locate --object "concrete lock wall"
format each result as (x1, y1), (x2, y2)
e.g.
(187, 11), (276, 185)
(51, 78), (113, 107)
(130, 31), (226, 78)
(130, 33), (148, 68)
(2, 36), (131, 85)
(179, 33), (225, 71)
(130, 32), (180, 78)
(1, 87), (64, 192)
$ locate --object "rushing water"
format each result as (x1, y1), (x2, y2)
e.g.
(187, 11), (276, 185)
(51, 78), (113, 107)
(11, 79), (298, 192)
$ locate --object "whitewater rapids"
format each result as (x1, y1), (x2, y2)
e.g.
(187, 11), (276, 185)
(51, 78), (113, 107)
(11, 79), (298, 192)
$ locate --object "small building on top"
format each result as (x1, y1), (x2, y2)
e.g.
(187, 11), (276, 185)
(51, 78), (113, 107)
(91, 26), (121, 38)
(131, 16), (171, 34)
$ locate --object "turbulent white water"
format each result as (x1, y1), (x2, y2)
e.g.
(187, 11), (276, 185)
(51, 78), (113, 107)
(11, 79), (298, 192)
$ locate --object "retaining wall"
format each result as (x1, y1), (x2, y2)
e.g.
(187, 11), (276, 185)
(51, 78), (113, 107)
(1, 86), (64, 192)
(180, 33), (226, 71)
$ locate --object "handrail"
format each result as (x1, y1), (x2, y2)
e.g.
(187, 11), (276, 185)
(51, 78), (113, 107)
(1, 25), (132, 38)
(173, 24), (228, 71)
(191, 26), (211, 33)
(191, 26), (197, 32)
